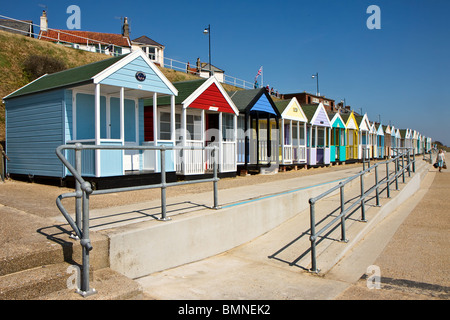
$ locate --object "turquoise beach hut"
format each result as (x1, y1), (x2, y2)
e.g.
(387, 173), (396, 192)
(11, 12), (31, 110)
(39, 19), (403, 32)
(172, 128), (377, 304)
(328, 111), (347, 163)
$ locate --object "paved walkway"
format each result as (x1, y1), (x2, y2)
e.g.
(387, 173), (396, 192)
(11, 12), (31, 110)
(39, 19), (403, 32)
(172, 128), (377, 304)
(334, 169), (450, 299)
(135, 163), (449, 300)
(3, 157), (447, 301)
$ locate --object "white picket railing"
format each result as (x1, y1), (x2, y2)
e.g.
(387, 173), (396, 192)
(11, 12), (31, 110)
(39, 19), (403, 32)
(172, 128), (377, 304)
(177, 140), (237, 175)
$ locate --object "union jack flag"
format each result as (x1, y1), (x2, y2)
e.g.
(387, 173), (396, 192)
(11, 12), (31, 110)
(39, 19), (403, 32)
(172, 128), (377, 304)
(255, 66), (262, 80)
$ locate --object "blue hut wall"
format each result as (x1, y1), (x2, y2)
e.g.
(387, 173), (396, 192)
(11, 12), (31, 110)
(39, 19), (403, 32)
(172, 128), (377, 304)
(100, 56), (174, 95)
(5, 89), (66, 177)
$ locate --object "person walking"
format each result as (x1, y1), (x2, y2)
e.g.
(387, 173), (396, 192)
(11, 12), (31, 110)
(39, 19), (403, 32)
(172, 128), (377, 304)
(436, 149), (446, 172)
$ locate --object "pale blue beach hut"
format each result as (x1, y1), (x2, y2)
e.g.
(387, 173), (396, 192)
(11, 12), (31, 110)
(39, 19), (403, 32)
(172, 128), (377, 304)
(3, 50), (178, 188)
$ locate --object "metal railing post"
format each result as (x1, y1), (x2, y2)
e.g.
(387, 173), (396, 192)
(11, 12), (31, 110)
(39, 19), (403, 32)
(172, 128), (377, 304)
(360, 173), (367, 222)
(213, 147), (220, 210)
(158, 145), (171, 221)
(74, 143), (82, 237)
(362, 147), (366, 171)
(375, 164), (380, 206)
(386, 161), (391, 198)
(339, 183), (348, 242)
(407, 149), (411, 177)
(77, 187), (96, 297)
(402, 153), (405, 183)
(395, 156), (399, 190)
(309, 201), (319, 273)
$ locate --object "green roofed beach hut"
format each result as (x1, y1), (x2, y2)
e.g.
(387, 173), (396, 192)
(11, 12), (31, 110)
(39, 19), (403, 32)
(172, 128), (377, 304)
(2, 50), (178, 188)
(302, 103), (331, 166)
(275, 97), (308, 167)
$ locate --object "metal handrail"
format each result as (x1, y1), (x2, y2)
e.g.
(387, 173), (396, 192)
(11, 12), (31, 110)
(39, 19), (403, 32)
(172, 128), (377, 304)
(308, 147), (416, 273)
(55, 143), (220, 297)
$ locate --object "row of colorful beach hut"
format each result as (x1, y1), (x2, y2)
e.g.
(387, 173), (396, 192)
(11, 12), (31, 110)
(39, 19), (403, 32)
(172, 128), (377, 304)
(2, 50), (433, 188)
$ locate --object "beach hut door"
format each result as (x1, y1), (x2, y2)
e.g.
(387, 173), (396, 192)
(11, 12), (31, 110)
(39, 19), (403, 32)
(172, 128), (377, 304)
(123, 102), (140, 171)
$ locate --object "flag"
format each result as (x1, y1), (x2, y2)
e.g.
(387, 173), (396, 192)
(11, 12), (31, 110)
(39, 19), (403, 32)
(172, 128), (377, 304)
(255, 66), (262, 80)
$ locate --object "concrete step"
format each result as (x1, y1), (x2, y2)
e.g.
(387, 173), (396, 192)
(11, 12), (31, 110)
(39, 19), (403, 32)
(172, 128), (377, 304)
(0, 227), (110, 278)
(0, 205), (109, 276)
(0, 262), (143, 300)
(38, 268), (144, 300)
(0, 204), (129, 299)
(0, 262), (76, 299)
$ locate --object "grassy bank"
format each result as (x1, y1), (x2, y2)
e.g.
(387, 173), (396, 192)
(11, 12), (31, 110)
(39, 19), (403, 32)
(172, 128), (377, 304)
(0, 29), (238, 141)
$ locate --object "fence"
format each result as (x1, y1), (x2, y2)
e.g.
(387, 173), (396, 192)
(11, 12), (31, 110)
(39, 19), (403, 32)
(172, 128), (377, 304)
(0, 14), (256, 90)
(307, 147), (417, 273)
(55, 143), (220, 297)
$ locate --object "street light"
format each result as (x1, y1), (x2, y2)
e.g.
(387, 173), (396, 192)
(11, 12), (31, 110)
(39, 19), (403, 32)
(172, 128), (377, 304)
(312, 73), (319, 96)
(203, 24), (211, 76)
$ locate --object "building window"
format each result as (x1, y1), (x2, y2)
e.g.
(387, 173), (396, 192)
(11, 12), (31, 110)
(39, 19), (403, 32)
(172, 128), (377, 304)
(186, 114), (202, 141)
(159, 112), (181, 140)
(222, 113), (234, 141)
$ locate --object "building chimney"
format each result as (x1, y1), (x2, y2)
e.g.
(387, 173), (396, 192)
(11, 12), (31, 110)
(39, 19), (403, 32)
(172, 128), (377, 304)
(40, 10), (48, 32)
(122, 17), (129, 38)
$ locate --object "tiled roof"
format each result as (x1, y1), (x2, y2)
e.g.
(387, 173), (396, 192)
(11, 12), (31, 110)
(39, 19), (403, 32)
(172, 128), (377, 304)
(132, 35), (164, 47)
(39, 29), (131, 47)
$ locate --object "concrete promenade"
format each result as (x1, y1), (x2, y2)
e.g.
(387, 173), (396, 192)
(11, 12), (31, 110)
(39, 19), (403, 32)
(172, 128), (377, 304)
(134, 158), (449, 300)
(1, 156), (447, 300)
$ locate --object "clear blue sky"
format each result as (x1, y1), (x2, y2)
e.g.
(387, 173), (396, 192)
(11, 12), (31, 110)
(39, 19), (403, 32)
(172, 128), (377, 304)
(2, 0), (450, 145)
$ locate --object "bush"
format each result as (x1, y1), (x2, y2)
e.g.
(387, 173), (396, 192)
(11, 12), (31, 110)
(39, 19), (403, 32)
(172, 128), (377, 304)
(22, 54), (66, 81)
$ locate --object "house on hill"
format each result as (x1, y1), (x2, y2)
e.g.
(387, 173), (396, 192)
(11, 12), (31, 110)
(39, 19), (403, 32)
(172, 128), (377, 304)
(283, 92), (335, 111)
(38, 10), (131, 56)
(196, 58), (225, 83)
(131, 35), (165, 66)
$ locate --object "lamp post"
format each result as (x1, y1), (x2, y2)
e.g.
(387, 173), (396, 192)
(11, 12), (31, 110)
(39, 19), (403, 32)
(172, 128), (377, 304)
(203, 24), (211, 76)
(312, 73), (319, 96)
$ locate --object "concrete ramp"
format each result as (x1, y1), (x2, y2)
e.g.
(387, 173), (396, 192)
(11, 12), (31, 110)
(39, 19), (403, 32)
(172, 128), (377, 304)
(84, 158), (429, 280)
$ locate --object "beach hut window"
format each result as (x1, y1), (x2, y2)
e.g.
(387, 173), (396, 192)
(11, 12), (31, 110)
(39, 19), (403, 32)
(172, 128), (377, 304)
(222, 113), (234, 141)
(159, 112), (181, 141)
(317, 127), (325, 147)
(292, 122), (299, 145)
(284, 123), (291, 145)
(340, 130), (345, 146)
(186, 114), (202, 141)
(300, 124), (305, 145)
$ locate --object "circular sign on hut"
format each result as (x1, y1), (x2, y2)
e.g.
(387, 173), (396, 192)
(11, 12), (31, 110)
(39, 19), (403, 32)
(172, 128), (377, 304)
(135, 71), (146, 82)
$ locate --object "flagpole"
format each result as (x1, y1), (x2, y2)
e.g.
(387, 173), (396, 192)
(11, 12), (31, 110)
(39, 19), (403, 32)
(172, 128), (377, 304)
(261, 66), (263, 88)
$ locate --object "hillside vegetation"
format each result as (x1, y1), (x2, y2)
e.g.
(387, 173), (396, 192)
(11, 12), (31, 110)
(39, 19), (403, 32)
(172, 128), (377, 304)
(0, 29), (235, 142)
